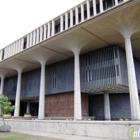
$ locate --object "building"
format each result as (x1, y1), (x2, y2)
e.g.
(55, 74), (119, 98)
(0, 0), (140, 121)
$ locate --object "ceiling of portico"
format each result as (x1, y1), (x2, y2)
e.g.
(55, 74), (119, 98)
(0, 0), (140, 78)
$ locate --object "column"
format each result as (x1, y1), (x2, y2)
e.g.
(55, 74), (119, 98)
(93, 0), (97, 16)
(51, 20), (55, 36)
(70, 9), (73, 27)
(81, 3), (84, 22)
(20, 38), (24, 51)
(4, 47), (7, 59)
(65, 13), (68, 30)
(0, 76), (4, 95)
(104, 91), (111, 120)
(74, 51), (82, 120)
(30, 32), (33, 47)
(13, 42), (16, 54)
(60, 15), (63, 32)
(75, 7), (78, 25)
(36, 29), (39, 43)
(115, 0), (118, 5)
(8, 45), (11, 57)
(86, 0), (90, 19)
(44, 24), (46, 40)
(40, 26), (43, 42)
(14, 70), (22, 117)
(38, 62), (45, 119)
(124, 37), (140, 120)
(26, 34), (30, 48)
(26, 102), (30, 114)
(33, 31), (36, 45)
(47, 22), (50, 38)
(10, 44), (13, 56)
(7, 46), (10, 58)
(16, 40), (19, 53)
(100, 0), (103, 13)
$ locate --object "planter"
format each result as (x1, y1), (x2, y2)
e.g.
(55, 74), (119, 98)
(3, 114), (11, 119)
(24, 114), (31, 118)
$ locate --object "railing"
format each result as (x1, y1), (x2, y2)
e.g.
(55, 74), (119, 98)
(0, 0), (125, 61)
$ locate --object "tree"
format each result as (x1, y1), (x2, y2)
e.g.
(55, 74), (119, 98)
(0, 95), (15, 125)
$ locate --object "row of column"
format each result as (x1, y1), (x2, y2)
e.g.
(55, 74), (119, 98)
(0, 36), (139, 120)
(1, 0), (122, 62)
(1, 38), (24, 60)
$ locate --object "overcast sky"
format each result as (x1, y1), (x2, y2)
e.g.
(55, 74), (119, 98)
(0, 0), (84, 49)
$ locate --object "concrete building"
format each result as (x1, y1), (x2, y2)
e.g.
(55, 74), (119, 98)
(0, 0), (140, 121)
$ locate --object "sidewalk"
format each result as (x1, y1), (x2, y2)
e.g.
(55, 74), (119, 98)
(12, 129), (113, 140)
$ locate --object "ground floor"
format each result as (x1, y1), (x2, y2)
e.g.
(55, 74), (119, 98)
(12, 92), (140, 120)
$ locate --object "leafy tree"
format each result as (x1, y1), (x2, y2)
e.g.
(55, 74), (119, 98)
(0, 95), (15, 125)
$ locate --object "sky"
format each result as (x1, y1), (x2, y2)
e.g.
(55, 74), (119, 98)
(0, 0), (84, 49)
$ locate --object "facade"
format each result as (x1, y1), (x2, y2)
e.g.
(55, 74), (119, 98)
(0, 0), (140, 120)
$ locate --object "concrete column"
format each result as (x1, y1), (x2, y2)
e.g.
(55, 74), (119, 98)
(14, 70), (22, 117)
(10, 44), (13, 56)
(26, 102), (30, 114)
(13, 42), (16, 54)
(86, 0), (90, 19)
(8, 45), (11, 57)
(47, 22), (50, 38)
(65, 13), (68, 30)
(100, 0), (103, 13)
(104, 91), (111, 120)
(75, 7), (78, 24)
(60, 15), (63, 32)
(51, 20), (55, 36)
(70, 9), (73, 27)
(38, 62), (45, 119)
(93, 0), (97, 16)
(4, 48), (6, 59)
(74, 51), (82, 120)
(26, 34), (30, 48)
(17, 40), (20, 53)
(16, 40), (19, 53)
(33, 31), (36, 45)
(115, 0), (118, 5)
(36, 29), (39, 43)
(21, 38), (24, 51)
(40, 27), (43, 42)
(124, 37), (140, 120)
(7, 46), (9, 58)
(81, 3), (84, 22)
(30, 32), (33, 47)
(44, 24), (46, 40)
(0, 76), (4, 95)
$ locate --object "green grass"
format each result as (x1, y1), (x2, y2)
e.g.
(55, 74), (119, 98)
(0, 132), (62, 140)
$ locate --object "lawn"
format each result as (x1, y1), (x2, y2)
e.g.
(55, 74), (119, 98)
(0, 132), (62, 140)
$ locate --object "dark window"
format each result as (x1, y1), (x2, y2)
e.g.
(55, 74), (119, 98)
(23, 37), (27, 50)
(55, 24), (60, 34)
(2, 49), (4, 60)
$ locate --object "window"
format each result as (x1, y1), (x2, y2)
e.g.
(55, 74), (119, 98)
(2, 49), (4, 60)
(23, 37), (27, 50)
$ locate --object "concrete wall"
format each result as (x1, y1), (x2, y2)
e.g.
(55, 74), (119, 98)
(0, 120), (140, 140)
(45, 92), (88, 117)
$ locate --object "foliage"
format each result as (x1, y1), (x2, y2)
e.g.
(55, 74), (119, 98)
(0, 95), (15, 125)
(0, 95), (15, 115)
